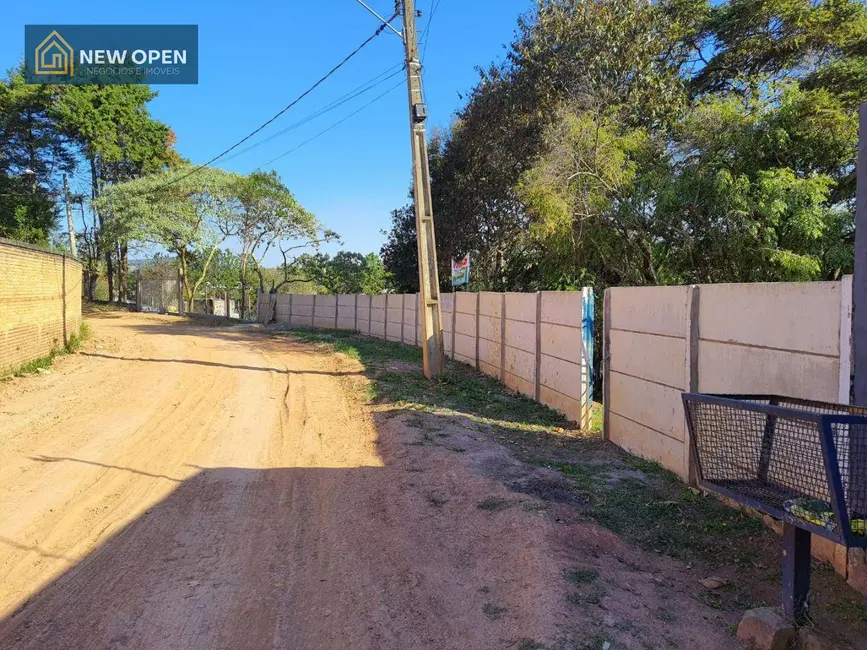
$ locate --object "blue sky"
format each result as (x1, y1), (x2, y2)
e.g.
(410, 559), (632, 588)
(1, 0), (532, 263)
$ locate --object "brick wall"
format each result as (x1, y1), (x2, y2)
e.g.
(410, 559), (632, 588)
(0, 239), (82, 376)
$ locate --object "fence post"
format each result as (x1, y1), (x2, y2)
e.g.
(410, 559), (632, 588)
(135, 269), (142, 312)
(602, 290), (611, 440)
(580, 288), (595, 431)
(334, 296), (339, 329)
(854, 103), (867, 405)
(415, 293), (420, 346)
(534, 291), (542, 401)
(451, 291), (457, 360)
(383, 293), (388, 340)
(354, 294), (359, 332)
(475, 292), (480, 370)
(225, 291), (230, 318)
(500, 293), (507, 383)
(177, 269), (184, 316)
(400, 294), (406, 343)
(684, 285), (701, 484)
(313, 294), (317, 328)
(840, 275), (854, 404)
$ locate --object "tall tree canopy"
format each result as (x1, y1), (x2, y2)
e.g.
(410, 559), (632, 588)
(0, 68), (72, 244)
(0, 65), (180, 303)
(382, 0), (864, 293)
(94, 167), (329, 310)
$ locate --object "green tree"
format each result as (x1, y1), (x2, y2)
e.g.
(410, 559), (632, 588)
(383, 0), (862, 293)
(53, 84), (181, 300)
(380, 204), (419, 293)
(234, 169), (333, 318)
(93, 166), (243, 310)
(298, 251), (390, 295)
(0, 66), (73, 243)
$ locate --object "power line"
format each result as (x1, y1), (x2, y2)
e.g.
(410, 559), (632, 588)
(421, 0), (442, 63)
(152, 18), (396, 193)
(258, 78), (405, 168)
(221, 64), (405, 164)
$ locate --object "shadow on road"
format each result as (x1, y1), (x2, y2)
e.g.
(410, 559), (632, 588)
(0, 466), (391, 649)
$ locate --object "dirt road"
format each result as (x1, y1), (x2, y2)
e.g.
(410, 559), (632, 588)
(0, 312), (569, 650)
(0, 311), (753, 650)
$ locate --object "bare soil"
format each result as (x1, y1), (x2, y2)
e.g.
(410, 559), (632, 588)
(0, 311), (835, 649)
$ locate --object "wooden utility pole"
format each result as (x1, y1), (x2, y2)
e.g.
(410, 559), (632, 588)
(62, 174), (77, 258)
(855, 104), (867, 405)
(401, 0), (444, 377)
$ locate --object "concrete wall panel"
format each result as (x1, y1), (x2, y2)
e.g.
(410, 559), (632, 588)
(293, 294), (315, 306)
(609, 286), (688, 337)
(698, 340), (840, 402)
(504, 292), (536, 323)
(541, 291), (582, 327)
(478, 314), (501, 345)
(539, 385), (580, 423)
(504, 371), (535, 398)
(479, 360), (499, 379)
(290, 314), (313, 327)
(540, 322), (582, 364)
(455, 332), (475, 362)
(699, 282), (840, 356)
(609, 413), (686, 479)
(539, 354), (581, 401)
(609, 372), (685, 443)
(504, 346), (535, 386)
(609, 329), (686, 390)
(455, 312), (476, 337)
(403, 296), (416, 326)
(386, 320), (402, 342)
(479, 292), (502, 318)
(478, 337), (500, 370)
(505, 319), (535, 354)
(455, 291), (476, 314)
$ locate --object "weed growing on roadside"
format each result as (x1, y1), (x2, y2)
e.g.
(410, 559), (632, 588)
(565, 569), (599, 584)
(477, 497), (516, 512)
(482, 603), (508, 620)
(6, 323), (91, 378)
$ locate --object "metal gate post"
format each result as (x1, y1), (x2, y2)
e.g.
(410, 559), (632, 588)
(782, 522), (811, 624)
(177, 269), (184, 316)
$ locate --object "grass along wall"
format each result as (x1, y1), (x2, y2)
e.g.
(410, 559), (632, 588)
(258, 290), (594, 425)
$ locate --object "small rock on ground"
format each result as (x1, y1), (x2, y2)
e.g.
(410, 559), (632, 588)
(736, 607), (796, 650)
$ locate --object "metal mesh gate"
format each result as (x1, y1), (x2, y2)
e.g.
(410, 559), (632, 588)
(139, 279), (179, 314)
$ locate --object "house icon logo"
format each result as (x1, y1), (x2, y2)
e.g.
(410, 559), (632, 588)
(34, 30), (74, 76)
